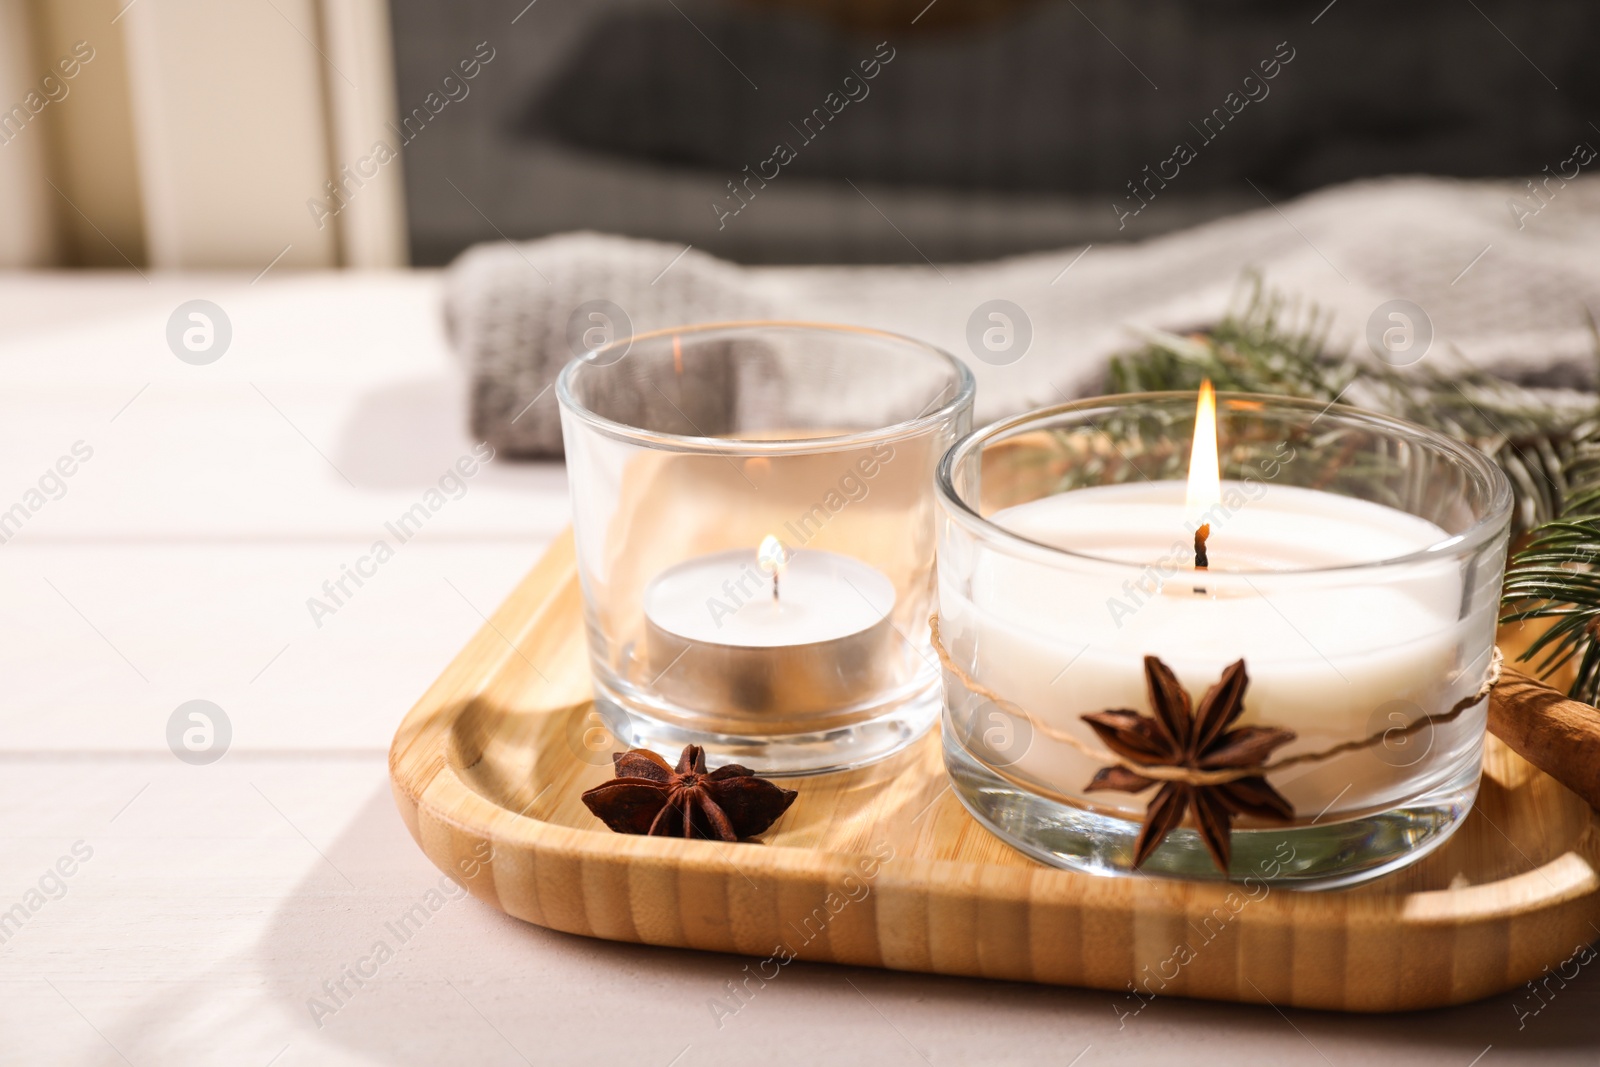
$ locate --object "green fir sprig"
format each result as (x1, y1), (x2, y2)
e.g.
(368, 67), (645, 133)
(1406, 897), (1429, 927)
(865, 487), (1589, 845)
(1500, 520), (1600, 702)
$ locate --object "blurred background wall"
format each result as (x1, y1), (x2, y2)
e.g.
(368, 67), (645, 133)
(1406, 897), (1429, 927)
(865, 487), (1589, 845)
(2, 0), (1596, 270)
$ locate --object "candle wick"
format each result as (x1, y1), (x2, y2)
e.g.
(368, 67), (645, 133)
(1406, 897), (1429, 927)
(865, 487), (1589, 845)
(1191, 523), (1211, 595)
(772, 572), (779, 602)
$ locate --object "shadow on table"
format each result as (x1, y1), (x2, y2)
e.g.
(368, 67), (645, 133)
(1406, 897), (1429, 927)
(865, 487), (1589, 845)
(224, 782), (1600, 1064)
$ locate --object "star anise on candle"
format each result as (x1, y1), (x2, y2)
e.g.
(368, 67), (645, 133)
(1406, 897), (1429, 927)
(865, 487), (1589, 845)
(581, 744), (798, 842)
(1081, 656), (1296, 872)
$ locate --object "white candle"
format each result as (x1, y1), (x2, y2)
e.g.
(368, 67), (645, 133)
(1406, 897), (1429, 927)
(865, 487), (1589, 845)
(643, 542), (897, 725)
(645, 545), (893, 647)
(942, 479), (1484, 818)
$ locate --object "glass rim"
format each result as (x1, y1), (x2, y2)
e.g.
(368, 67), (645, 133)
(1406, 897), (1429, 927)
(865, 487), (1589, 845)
(934, 390), (1514, 576)
(556, 320), (976, 455)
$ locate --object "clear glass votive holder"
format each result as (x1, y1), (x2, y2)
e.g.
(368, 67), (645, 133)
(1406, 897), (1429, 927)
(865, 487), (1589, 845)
(934, 392), (1512, 888)
(558, 321), (974, 775)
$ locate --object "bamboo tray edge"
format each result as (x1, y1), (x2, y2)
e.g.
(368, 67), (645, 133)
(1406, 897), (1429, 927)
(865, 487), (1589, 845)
(389, 531), (1600, 1012)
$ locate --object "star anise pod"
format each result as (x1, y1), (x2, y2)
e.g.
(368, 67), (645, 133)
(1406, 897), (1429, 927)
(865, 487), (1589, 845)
(1081, 656), (1296, 872)
(580, 744), (797, 842)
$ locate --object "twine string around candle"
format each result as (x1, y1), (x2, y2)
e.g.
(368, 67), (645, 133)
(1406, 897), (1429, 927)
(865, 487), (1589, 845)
(927, 614), (1503, 787)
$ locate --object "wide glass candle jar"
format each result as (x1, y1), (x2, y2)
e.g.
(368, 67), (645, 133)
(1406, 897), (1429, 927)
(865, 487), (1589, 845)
(559, 322), (974, 775)
(934, 391), (1512, 887)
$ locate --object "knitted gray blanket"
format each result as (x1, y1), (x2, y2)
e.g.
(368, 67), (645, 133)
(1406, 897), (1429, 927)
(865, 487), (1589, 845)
(446, 175), (1600, 457)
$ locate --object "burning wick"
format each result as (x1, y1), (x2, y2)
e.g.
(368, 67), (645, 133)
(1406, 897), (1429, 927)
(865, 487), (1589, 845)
(757, 535), (790, 603)
(1186, 380), (1219, 593)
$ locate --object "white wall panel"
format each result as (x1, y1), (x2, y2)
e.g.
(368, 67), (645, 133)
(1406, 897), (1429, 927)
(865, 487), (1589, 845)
(122, 0), (339, 269)
(321, 0), (409, 268)
(0, 0), (58, 267)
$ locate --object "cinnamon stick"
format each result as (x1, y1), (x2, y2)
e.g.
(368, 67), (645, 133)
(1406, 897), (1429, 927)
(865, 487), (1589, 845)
(1489, 667), (1600, 811)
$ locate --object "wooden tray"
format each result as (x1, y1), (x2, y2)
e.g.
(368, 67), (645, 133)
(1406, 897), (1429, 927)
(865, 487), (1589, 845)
(389, 532), (1600, 1012)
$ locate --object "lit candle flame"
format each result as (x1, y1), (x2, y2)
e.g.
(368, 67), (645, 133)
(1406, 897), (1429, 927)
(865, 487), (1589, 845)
(757, 535), (790, 601)
(1185, 378), (1221, 526)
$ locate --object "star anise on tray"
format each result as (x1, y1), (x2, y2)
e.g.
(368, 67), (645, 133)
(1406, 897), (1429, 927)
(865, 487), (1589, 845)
(1081, 657), (1296, 872)
(581, 744), (798, 842)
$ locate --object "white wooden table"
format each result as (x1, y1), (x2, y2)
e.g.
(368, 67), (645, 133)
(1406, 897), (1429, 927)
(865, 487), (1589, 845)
(0, 272), (1593, 1066)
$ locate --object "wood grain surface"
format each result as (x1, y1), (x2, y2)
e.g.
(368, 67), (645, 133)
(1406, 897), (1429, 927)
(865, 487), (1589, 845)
(389, 531), (1600, 1012)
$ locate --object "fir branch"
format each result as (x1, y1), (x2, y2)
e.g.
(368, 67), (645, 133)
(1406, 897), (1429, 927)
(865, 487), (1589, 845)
(1499, 309), (1600, 703)
(1502, 520), (1600, 704)
(1107, 275), (1350, 401)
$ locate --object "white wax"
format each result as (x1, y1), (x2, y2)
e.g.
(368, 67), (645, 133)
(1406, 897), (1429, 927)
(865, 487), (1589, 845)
(987, 482), (1457, 668)
(1000, 482), (1450, 571)
(645, 547), (895, 648)
(947, 481), (1480, 815)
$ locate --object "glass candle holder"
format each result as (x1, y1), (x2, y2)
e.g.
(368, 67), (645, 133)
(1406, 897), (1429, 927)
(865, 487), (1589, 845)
(559, 322), (974, 775)
(934, 392), (1512, 888)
